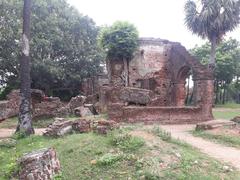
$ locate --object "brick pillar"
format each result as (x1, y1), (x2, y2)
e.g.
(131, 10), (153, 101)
(175, 82), (186, 106)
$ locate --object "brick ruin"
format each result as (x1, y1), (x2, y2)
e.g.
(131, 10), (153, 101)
(82, 38), (214, 124)
(0, 89), (68, 121)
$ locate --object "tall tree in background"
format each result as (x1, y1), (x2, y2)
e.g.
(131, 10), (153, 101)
(16, 0), (34, 135)
(184, 0), (240, 69)
(0, 0), (104, 101)
(191, 38), (240, 104)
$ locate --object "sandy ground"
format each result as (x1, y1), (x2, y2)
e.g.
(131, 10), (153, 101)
(0, 128), (45, 138)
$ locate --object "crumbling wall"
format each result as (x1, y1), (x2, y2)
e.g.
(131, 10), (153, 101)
(129, 39), (177, 106)
(79, 38), (214, 124)
(0, 89), (67, 121)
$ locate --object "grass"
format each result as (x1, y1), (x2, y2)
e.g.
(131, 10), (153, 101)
(192, 130), (240, 148)
(150, 126), (171, 141)
(215, 103), (240, 109)
(0, 129), (146, 180)
(1, 125), (240, 179)
(213, 111), (240, 120)
(212, 103), (240, 120)
(144, 126), (240, 179)
(110, 133), (145, 152)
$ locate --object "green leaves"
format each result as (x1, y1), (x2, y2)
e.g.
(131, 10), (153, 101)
(98, 21), (139, 60)
(190, 38), (240, 83)
(184, 0), (240, 42)
(0, 0), (104, 99)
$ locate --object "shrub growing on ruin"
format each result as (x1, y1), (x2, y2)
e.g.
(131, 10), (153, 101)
(98, 21), (139, 60)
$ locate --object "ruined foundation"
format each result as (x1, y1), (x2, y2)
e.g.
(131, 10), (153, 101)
(82, 38), (214, 124)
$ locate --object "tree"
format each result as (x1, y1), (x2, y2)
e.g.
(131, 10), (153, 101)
(185, 0), (240, 69)
(191, 38), (240, 104)
(16, 0), (34, 135)
(0, 0), (104, 100)
(98, 21), (139, 86)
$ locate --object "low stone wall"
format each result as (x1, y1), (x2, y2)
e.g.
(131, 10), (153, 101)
(108, 105), (213, 124)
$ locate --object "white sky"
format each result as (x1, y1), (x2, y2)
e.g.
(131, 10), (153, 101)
(68, 0), (240, 49)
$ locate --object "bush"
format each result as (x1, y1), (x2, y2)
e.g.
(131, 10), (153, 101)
(98, 21), (139, 60)
(96, 153), (123, 166)
(0, 138), (16, 148)
(142, 171), (161, 180)
(3, 162), (19, 179)
(110, 133), (145, 152)
(151, 127), (171, 141)
(13, 130), (28, 140)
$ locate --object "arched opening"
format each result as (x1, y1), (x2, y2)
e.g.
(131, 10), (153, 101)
(175, 66), (195, 106)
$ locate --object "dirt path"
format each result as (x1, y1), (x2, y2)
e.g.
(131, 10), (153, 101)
(160, 124), (240, 170)
(0, 128), (45, 138)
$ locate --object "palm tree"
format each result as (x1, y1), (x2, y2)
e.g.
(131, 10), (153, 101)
(16, 0), (34, 135)
(184, 0), (240, 69)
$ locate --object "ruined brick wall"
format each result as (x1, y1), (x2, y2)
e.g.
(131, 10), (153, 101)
(81, 74), (109, 96)
(109, 106), (210, 124)
(0, 89), (67, 121)
(79, 38), (214, 124)
(106, 38), (214, 124)
(128, 38), (172, 106)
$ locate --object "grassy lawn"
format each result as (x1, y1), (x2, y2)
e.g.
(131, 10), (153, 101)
(215, 103), (240, 109)
(213, 111), (240, 120)
(1, 126), (239, 180)
(192, 130), (240, 148)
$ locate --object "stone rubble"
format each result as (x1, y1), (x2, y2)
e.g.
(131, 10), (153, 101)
(43, 118), (119, 137)
(72, 119), (91, 133)
(19, 148), (60, 180)
(43, 118), (73, 137)
(74, 106), (93, 117)
(195, 120), (236, 131)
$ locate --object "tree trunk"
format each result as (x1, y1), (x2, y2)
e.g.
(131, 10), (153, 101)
(16, 0), (34, 135)
(185, 76), (190, 105)
(209, 36), (217, 69)
(106, 58), (112, 84)
(123, 58), (128, 87)
(222, 81), (226, 104)
(215, 80), (219, 104)
(219, 81), (223, 104)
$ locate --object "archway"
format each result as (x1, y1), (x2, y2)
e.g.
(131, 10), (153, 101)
(174, 66), (194, 106)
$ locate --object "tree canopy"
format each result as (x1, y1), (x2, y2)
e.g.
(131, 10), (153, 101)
(185, 0), (240, 43)
(184, 0), (240, 67)
(98, 21), (139, 60)
(0, 0), (104, 100)
(191, 38), (240, 103)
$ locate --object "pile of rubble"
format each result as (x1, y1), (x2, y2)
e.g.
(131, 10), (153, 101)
(43, 118), (119, 137)
(43, 118), (74, 137)
(0, 89), (99, 122)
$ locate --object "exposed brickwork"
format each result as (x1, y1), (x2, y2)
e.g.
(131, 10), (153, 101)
(72, 119), (91, 133)
(105, 38), (214, 124)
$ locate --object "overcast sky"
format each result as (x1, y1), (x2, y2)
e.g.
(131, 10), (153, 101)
(68, 0), (240, 49)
